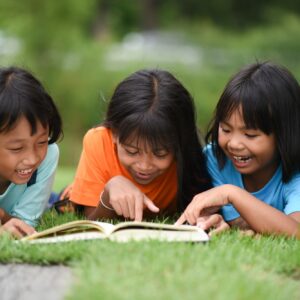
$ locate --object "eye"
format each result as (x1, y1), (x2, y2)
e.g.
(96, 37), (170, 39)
(124, 148), (139, 156)
(153, 149), (170, 158)
(245, 133), (258, 138)
(220, 125), (230, 133)
(8, 147), (23, 152)
(38, 140), (48, 146)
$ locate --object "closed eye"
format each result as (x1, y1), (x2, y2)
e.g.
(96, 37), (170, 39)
(125, 149), (139, 156)
(245, 133), (258, 138)
(8, 147), (23, 152)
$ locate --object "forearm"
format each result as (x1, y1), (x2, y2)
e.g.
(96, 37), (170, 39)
(0, 208), (12, 224)
(228, 217), (251, 230)
(227, 185), (300, 238)
(84, 192), (118, 220)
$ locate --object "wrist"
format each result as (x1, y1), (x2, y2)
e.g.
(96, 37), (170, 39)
(223, 184), (239, 205)
(99, 191), (114, 211)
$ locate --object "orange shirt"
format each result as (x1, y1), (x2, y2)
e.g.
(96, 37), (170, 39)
(70, 127), (177, 212)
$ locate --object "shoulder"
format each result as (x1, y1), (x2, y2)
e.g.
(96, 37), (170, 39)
(283, 172), (300, 190)
(43, 143), (59, 165)
(83, 126), (112, 145)
(37, 143), (59, 172)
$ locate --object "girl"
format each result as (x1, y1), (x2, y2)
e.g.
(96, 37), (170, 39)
(70, 69), (212, 221)
(0, 66), (63, 237)
(176, 61), (300, 238)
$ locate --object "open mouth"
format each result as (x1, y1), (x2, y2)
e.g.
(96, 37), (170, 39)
(135, 172), (153, 179)
(16, 168), (33, 175)
(233, 156), (252, 163)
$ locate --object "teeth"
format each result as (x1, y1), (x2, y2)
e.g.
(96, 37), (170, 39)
(17, 169), (33, 175)
(233, 156), (251, 163)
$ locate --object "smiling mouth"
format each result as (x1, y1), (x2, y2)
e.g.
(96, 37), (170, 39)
(135, 172), (152, 179)
(16, 168), (33, 175)
(233, 156), (252, 163)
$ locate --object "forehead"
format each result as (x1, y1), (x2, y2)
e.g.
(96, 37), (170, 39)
(120, 134), (167, 150)
(0, 116), (48, 139)
(224, 107), (243, 121)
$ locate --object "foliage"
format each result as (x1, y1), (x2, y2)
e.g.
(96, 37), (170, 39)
(0, 1), (299, 166)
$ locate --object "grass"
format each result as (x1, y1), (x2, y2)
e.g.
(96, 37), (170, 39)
(0, 208), (299, 300)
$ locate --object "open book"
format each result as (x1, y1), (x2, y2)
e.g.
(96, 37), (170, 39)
(21, 220), (209, 243)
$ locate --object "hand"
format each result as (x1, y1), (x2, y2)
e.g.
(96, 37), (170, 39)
(0, 218), (36, 239)
(175, 185), (232, 226)
(196, 214), (230, 236)
(105, 176), (159, 221)
(59, 183), (73, 200)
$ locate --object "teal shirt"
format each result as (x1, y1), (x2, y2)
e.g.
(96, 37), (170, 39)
(204, 144), (300, 221)
(0, 143), (59, 227)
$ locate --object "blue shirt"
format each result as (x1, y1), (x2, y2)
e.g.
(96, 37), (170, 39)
(204, 144), (300, 221)
(0, 143), (59, 227)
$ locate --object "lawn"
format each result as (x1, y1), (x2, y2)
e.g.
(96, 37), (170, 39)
(0, 189), (299, 300)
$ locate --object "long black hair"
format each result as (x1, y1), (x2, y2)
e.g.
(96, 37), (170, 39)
(0, 66), (63, 143)
(103, 69), (212, 211)
(206, 61), (300, 182)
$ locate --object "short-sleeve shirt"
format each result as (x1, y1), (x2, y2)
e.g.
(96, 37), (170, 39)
(0, 143), (59, 227)
(70, 127), (177, 212)
(204, 144), (300, 221)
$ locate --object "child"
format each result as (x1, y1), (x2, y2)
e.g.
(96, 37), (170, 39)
(70, 69), (212, 221)
(176, 61), (300, 238)
(0, 66), (62, 237)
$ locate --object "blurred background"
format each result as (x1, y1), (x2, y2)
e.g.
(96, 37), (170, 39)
(0, 0), (299, 186)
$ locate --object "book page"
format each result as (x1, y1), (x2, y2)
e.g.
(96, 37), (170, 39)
(24, 231), (107, 244)
(111, 221), (202, 233)
(110, 228), (209, 242)
(22, 220), (115, 241)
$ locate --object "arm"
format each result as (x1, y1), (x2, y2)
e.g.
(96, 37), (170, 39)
(176, 184), (300, 238)
(84, 175), (159, 221)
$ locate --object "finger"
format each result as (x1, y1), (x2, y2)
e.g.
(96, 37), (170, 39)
(16, 222), (36, 236)
(60, 185), (73, 200)
(143, 196), (159, 213)
(197, 214), (222, 230)
(174, 213), (187, 226)
(121, 196), (131, 218)
(134, 196), (144, 222)
(127, 196), (136, 220)
(5, 226), (23, 239)
(110, 200), (122, 216)
(209, 222), (230, 236)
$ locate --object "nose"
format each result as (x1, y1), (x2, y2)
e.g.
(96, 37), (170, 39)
(227, 134), (244, 151)
(136, 154), (153, 171)
(23, 151), (40, 166)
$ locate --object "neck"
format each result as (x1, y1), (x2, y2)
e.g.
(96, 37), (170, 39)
(242, 164), (279, 193)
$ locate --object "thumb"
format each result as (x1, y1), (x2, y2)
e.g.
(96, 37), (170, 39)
(143, 196), (160, 213)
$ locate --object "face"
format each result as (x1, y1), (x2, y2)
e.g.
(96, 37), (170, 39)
(113, 135), (174, 185)
(0, 116), (49, 192)
(218, 108), (279, 190)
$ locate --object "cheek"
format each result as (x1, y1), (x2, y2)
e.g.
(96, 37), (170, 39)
(218, 134), (226, 148)
(157, 156), (174, 170)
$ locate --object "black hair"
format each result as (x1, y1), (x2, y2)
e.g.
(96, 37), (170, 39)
(0, 66), (63, 143)
(103, 69), (212, 211)
(206, 61), (300, 182)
